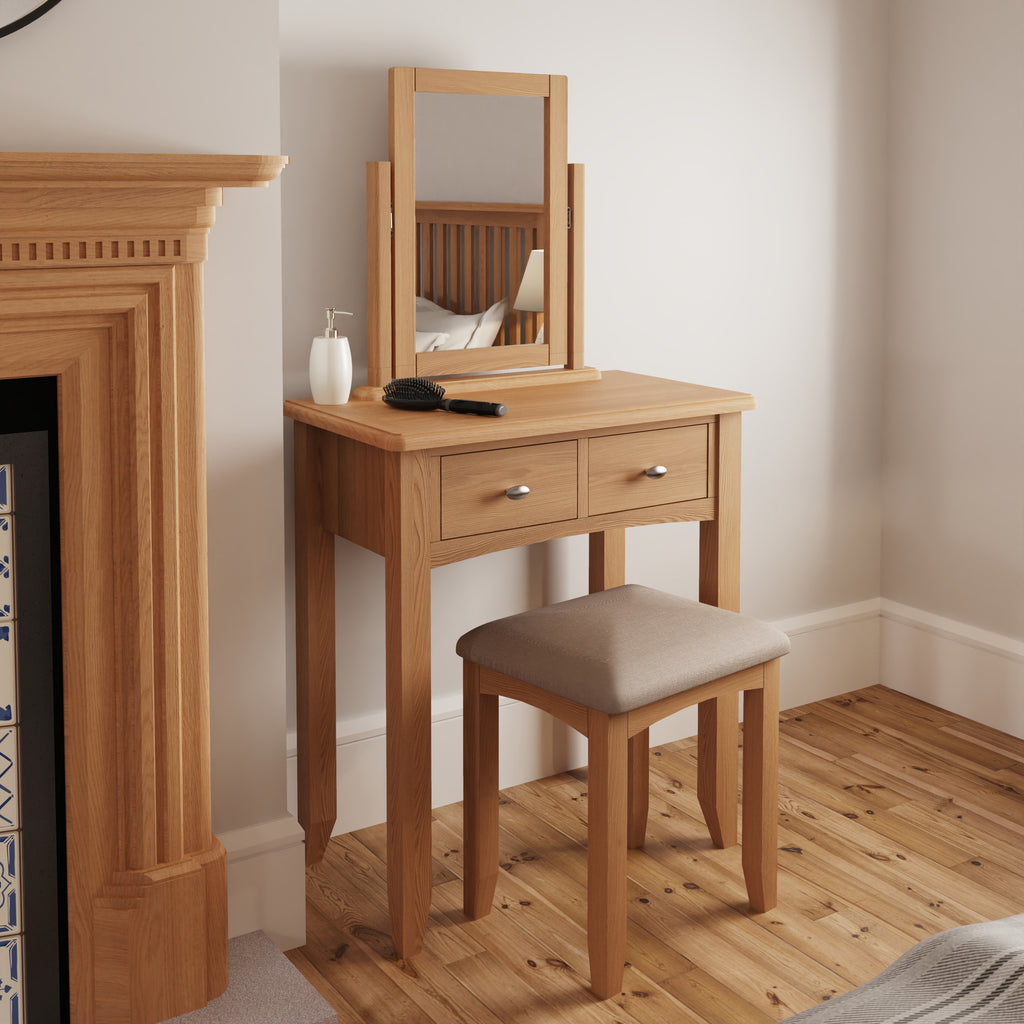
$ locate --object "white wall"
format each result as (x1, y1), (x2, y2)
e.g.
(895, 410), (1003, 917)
(280, 0), (889, 831)
(0, 0), (304, 946)
(416, 93), (544, 203)
(881, 0), (1024, 731)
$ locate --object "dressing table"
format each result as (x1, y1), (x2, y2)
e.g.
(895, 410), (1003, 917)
(285, 68), (756, 959)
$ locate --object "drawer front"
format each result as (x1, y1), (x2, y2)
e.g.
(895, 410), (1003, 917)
(440, 441), (578, 539)
(588, 425), (709, 516)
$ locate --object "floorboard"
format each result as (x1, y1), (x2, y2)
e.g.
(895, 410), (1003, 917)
(291, 686), (1024, 1022)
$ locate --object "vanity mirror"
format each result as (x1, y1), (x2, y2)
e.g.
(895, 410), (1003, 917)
(361, 67), (594, 395)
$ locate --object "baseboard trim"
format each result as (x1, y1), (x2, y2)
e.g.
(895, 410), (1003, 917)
(217, 815), (306, 949)
(772, 598), (882, 635)
(880, 601), (1024, 738)
(285, 601), (880, 835)
(881, 599), (1024, 662)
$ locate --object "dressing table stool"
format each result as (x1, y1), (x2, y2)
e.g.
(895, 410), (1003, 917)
(457, 584), (790, 999)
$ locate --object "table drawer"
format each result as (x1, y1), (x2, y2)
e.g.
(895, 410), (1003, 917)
(588, 425), (709, 516)
(440, 440), (578, 539)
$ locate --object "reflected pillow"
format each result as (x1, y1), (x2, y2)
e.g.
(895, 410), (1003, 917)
(466, 298), (506, 349)
(415, 330), (452, 352)
(415, 296), (507, 350)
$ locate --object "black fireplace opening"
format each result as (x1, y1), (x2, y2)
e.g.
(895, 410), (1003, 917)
(0, 376), (69, 1023)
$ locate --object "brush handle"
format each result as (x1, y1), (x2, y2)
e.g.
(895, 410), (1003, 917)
(442, 399), (507, 417)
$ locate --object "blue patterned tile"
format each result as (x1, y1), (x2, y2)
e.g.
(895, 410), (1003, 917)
(0, 837), (16, 936)
(0, 517), (11, 623)
(0, 628), (12, 727)
(0, 468), (9, 515)
(0, 734), (15, 834)
(0, 936), (21, 1024)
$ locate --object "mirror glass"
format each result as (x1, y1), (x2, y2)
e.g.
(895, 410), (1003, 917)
(416, 94), (543, 204)
(413, 93), (546, 358)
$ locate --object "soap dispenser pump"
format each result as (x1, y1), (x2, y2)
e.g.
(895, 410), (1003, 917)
(309, 307), (353, 404)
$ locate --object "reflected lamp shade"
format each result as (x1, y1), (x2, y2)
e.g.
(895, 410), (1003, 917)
(513, 249), (544, 312)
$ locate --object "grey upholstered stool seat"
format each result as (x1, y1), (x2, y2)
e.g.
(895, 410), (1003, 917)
(456, 584), (791, 714)
(457, 584), (790, 1000)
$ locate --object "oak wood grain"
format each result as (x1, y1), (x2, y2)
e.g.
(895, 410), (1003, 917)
(287, 372), (753, 452)
(588, 425), (709, 516)
(463, 662), (501, 921)
(0, 153), (284, 1023)
(366, 160), (393, 387)
(568, 163), (585, 369)
(440, 440), (578, 539)
(384, 448), (434, 957)
(742, 660), (780, 912)
(586, 711), (630, 999)
(294, 422), (338, 866)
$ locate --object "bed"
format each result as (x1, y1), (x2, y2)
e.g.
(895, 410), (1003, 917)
(414, 200), (545, 353)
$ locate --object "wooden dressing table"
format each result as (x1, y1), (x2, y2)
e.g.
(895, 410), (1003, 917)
(286, 371), (755, 957)
(287, 66), (756, 958)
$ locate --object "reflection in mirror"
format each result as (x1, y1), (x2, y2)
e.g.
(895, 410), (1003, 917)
(414, 93), (545, 353)
(416, 94), (542, 203)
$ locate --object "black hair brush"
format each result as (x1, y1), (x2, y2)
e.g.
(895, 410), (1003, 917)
(382, 377), (507, 417)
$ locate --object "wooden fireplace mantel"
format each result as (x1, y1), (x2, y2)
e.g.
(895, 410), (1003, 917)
(0, 152), (287, 1024)
(0, 152), (287, 268)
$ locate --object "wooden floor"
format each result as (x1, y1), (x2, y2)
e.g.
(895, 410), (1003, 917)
(286, 685), (1024, 1023)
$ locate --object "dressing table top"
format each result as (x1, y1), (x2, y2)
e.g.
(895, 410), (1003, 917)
(284, 370), (756, 453)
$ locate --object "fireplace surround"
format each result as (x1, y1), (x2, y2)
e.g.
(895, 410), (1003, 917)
(0, 152), (287, 1024)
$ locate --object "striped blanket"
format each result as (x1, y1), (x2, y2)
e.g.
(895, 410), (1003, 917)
(784, 915), (1024, 1023)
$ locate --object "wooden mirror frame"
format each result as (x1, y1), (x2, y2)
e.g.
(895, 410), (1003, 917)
(361, 67), (594, 396)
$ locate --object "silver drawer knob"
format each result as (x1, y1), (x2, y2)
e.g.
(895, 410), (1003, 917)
(506, 484), (531, 500)
(646, 465), (668, 479)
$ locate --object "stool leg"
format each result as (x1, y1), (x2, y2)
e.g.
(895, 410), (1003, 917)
(627, 730), (649, 849)
(697, 692), (739, 848)
(742, 659), (779, 913)
(463, 661), (500, 919)
(587, 711), (629, 999)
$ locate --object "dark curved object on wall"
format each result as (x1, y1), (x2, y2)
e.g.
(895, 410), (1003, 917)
(0, 0), (66, 40)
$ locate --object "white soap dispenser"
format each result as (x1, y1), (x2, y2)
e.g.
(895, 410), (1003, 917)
(309, 307), (354, 404)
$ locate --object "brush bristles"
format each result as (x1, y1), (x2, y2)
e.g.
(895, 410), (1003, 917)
(383, 377), (446, 401)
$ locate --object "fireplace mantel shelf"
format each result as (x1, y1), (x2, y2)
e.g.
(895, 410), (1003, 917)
(0, 152), (286, 1024)
(0, 151), (288, 186)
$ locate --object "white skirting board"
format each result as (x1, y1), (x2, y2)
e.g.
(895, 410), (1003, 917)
(285, 600), (883, 836)
(217, 815), (307, 950)
(880, 600), (1024, 738)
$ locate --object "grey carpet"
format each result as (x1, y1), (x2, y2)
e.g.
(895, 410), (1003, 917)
(161, 930), (335, 1024)
(784, 914), (1024, 1023)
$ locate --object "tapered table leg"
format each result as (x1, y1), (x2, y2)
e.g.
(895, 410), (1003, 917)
(384, 449), (433, 958)
(627, 730), (650, 849)
(589, 527), (625, 593)
(697, 411), (742, 848)
(697, 694), (739, 847)
(743, 660), (780, 912)
(587, 711), (629, 999)
(463, 662), (500, 919)
(294, 422), (336, 866)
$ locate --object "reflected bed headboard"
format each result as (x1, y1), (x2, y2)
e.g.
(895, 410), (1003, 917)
(416, 200), (544, 348)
